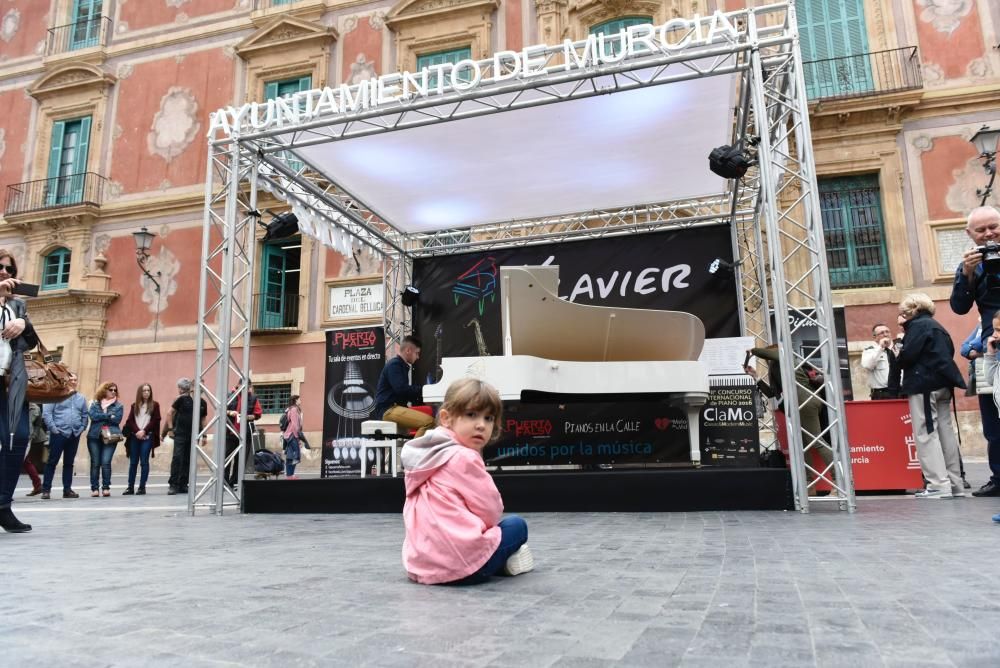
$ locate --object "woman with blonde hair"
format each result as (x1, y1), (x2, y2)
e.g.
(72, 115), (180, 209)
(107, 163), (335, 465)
(896, 293), (966, 499)
(87, 382), (124, 497)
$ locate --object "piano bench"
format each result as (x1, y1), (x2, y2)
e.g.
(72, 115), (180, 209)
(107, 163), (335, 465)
(360, 420), (400, 478)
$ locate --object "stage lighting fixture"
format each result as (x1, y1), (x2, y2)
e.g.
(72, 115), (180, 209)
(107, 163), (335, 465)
(401, 285), (420, 307)
(262, 211), (300, 241)
(708, 258), (739, 277)
(708, 144), (756, 179)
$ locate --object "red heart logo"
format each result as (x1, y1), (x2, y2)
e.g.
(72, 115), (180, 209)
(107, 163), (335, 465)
(654, 418), (672, 430)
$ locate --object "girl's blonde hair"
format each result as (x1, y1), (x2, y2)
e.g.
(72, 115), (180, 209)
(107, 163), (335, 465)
(439, 378), (503, 441)
(899, 292), (935, 320)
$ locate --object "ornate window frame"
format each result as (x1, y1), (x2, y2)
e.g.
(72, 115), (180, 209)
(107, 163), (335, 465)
(386, 0), (501, 76)
(235, 15), (336, 104)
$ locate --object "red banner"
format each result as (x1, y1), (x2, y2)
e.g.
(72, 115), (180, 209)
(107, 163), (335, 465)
(775, 400), (922, 491)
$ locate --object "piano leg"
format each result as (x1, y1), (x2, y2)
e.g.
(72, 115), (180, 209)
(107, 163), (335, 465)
(683, 394), (708, 467)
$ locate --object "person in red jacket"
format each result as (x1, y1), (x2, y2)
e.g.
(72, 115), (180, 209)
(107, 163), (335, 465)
(401, 378), (533, 585)
(122, 383), (161, 495)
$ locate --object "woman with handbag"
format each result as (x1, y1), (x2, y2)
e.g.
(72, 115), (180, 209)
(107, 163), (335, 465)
(87, 382), (124, 497)
(281, 395), (303, 479)
(122, 383), (161, 495)
(0, 250), (40, 533)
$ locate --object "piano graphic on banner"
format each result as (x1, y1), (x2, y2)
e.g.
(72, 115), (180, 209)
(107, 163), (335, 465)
(423, 265), (711, 465)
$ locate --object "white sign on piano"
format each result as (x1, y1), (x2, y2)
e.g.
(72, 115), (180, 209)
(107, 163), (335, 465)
(326, 281), (383, 323)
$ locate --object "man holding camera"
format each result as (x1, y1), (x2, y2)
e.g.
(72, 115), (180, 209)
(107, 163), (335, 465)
(861, 324), (899, 400)
(950, 205), (1000, 497)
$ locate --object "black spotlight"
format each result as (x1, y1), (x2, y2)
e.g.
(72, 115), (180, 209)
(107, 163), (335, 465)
(400, 285), (420, 307)
(262, 211), (299, 241)
(709, 144), (756, 179)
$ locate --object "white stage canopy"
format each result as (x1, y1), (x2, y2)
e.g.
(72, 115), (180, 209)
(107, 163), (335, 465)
(292, 73), (735, 233)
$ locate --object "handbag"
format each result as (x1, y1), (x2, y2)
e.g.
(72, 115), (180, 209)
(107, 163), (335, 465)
(24, 339), (75, 404)
(100, 425), (123, 445)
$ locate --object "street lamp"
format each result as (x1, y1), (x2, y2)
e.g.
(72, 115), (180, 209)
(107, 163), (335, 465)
(132, 226), (161, 293)
(970, 125), (1000, 206)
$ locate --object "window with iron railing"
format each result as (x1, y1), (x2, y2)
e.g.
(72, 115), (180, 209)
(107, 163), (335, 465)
(819, 174), (891, 289)
(796, 0), (872, 99)
(256, 384), (292, 414)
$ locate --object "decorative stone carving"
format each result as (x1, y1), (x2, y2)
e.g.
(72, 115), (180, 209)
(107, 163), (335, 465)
(117, 63), (135, 80)
(112, 124), (123, 141)
(166, 0), (190, 7)
(370, 11), (389, 30)
(912, 135), (933, 152)
(349, 55), (377, 85)
(922, 62), (944, 86)
(106, 181), (125, 200)
(967, 58), (991, 79)
(147, 87), (201, 161)
(1, 9), (20, 43)
(342, 16), (359, 34)
(78, 329), (106, 348)
(946, 157), (1000, 215)
(176, 12), (189, 24)
(159, 179), (172, 190)
(915, 0), (972, 36)
(117, 21), (129, 34)
(94, 234), (111, 255)
(140, 247), (180, 314)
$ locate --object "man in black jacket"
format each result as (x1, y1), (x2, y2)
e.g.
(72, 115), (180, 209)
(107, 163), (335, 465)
(374, 336), (434, 437)
(949, 205), (1000, 496)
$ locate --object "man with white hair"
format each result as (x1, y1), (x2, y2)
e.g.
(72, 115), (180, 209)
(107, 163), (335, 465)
(950, 205), (1000, 497)
(162, 377), (207, 495)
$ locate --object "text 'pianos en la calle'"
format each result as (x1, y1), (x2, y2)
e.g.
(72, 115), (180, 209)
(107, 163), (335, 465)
(423, 265), (710, 465)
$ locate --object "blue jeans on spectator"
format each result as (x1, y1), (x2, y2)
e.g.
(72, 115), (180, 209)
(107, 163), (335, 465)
(0, 383), (30, 510)
(452, 515), (528, 585)
(43, 432), (81, 493)
(88, 436), (117, 491)
(284, 436), (300, 477)
(127, 436), (153, 489)
(978, 394), (1000, 484)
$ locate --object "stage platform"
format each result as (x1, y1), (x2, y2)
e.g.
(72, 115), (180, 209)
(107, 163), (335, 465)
(242, 467), (794, 513)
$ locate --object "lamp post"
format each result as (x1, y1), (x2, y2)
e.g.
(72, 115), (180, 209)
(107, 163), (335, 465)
(970, 125), (1000, 207)
(132, 226), (162, 341)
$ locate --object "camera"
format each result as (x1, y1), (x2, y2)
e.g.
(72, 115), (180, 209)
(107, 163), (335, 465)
(977, 241), (1000, 272)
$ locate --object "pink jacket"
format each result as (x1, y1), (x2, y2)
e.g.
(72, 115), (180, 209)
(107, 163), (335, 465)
(281, 406), (302, 440)
(401, 427), (503, 584)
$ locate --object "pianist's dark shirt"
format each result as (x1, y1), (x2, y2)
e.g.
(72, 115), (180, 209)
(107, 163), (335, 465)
(374, 355), (423, 418)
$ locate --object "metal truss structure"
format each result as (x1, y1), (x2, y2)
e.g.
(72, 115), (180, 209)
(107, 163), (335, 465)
(193, 1), (854, 514)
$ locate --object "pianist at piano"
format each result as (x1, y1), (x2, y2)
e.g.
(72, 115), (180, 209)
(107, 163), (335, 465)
(374, 335), (435, 437)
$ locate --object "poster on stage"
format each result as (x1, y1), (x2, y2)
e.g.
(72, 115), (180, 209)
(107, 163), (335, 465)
(699, 376), (760, 466)
(411, 225), (741, 467)
(321, 326), (385, 477)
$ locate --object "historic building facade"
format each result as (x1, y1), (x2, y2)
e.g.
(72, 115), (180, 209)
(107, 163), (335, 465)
(0, 0), (998, 467)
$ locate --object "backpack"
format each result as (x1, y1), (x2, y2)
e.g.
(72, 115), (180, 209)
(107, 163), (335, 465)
(279, 410), (290, 432)
(254, 450), (283, 475)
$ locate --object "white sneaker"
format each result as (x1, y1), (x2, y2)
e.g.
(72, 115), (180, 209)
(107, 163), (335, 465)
(951, 489), (968, 498)
(914, 489), (953, 499)
(503, 545), (534, 576)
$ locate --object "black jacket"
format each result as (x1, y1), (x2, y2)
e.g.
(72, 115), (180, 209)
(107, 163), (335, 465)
(374, 356), (422, 418)
(897, 312), (966, 397)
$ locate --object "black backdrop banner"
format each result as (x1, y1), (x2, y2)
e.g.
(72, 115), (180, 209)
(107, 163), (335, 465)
(410, 226), (743, 467)
(321, 326), (385, 478)
(411, 225), (739, 385)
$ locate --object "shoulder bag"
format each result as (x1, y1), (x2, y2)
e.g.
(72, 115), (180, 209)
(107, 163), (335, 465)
(24, 338), (75, 403)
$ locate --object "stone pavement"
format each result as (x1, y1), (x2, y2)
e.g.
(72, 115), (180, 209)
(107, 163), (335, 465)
(4, 466), (1000, 668)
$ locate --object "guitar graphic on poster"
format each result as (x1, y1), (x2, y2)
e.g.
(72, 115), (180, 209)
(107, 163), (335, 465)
(426, 324), (444, 384)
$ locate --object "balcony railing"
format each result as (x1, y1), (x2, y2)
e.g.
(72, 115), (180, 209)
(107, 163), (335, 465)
(253, 0), (297, 9)
(803, 46), (922, 102)
(252, 293), (303, 333)
(5, 173), (107, 216)
(46, 16), (112, 56)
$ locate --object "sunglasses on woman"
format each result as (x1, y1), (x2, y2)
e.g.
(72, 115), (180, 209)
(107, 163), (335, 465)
(0, 263), (16, 277)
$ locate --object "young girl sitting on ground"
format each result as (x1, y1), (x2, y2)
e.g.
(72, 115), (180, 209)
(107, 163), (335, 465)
(401, 377), (533, 584)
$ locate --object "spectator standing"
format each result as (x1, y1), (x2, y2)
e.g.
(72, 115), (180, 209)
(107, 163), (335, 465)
(0, 249), (40, 533)
(122, 383), (161, 496)
(225, 381), (262, 488)
(87, 382), (124, 497)
(949, 205), (1000, 496)
(24, 403), (48, 494)
(163, 378), (206, 495)
(281, 395), (303, 479)
(41, 374), (88, 499)
(896, 293), (966, 499)
(861, 324), (899, 399)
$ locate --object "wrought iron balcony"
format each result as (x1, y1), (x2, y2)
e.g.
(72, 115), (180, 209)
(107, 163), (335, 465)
(252, 293), (303, 333)
(253, 0), (297, 9)
(4, 172), (107, 217)
(803, 46), (922, 102)
(46, 16), (111, 56)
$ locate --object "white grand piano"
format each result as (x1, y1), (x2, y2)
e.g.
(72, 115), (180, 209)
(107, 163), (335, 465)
(422, 265), (711, 465)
